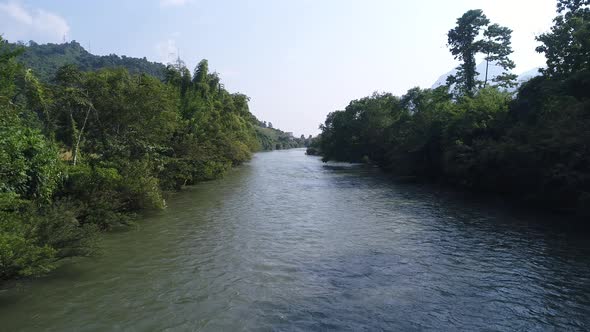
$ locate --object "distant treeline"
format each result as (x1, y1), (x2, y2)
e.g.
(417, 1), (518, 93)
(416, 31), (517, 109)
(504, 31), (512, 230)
(310, 2), (590, 216)
(0, 37), (306, 281)
(8, 40), (167, 81)
(256, 123), (313, 151)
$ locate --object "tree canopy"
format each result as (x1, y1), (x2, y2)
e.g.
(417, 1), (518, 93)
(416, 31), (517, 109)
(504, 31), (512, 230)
(536, 0), (590, 76)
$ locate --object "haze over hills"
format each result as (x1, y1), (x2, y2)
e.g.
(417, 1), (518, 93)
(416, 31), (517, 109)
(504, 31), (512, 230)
(432, 61), (542, 90)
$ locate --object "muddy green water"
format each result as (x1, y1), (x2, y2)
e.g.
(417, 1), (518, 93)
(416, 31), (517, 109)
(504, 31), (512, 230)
(1, 149), (589, 331)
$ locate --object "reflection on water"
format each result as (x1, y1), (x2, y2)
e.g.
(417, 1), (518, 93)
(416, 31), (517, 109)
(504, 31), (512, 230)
(1, 149), (589, 331)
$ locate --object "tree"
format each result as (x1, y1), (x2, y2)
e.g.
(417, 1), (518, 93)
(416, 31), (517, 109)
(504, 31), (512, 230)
(0, 36), (23, 104)
(447, 9), (490, 97)
(536, 0), (590, 76)
(193, 59), (209, 84)
(482, 24), (517, 88)
(447, 10), (516, 95)
(53, 65), (94, 165)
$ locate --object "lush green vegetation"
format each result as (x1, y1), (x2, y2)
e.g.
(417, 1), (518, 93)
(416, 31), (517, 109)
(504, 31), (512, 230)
(255, 124), (312, 151)
(313, 2), (590, 216)
(0, 37), (299, 281)
(8, 40), (167, 82)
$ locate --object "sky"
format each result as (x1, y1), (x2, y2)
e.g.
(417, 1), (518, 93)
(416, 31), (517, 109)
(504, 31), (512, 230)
(0, 0), (558, 136)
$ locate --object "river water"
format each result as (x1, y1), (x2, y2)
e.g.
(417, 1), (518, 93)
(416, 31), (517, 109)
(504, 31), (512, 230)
(1, 149), (589, 331)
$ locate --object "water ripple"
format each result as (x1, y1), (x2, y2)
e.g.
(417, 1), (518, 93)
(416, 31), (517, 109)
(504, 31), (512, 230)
(1, 149), (589, 331)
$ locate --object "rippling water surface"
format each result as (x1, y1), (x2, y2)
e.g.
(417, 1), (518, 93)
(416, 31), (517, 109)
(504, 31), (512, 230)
(1, 149), (589, 331)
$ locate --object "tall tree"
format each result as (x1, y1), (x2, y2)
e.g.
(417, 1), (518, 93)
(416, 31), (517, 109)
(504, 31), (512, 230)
(193, 59), (209, 84)
(536, 0), (590, 76)
(482, 24), (517, 88)
(447, 9), (490, 97)
(447, 10), (516, 95)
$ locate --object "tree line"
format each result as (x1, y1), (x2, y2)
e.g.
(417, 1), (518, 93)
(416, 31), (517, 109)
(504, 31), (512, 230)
(0, 40), (304, 280)
(311, 1), (590, 217)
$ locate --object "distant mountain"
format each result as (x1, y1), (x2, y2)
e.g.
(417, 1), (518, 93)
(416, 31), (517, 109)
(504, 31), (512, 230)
(7, 40), (166, 82)
(432, 61), (542, 91)
(516, 67), (542, 84)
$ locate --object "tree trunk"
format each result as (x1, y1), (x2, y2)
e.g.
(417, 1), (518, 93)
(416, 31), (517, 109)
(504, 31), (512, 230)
(73, 106), (91, 166)
(484, 54), (490, 88)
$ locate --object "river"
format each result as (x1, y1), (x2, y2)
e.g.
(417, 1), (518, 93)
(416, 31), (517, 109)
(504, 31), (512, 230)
(1, 149), (589, 331)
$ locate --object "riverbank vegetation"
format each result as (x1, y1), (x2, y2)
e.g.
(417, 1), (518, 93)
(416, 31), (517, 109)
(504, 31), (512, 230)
(313, 2), (589, 216)
(0, 38), (303, 280)
(256, 125), (312, 151)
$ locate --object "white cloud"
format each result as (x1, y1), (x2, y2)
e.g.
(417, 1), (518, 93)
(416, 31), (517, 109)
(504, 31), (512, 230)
(0, 1), (32, 24)
(159, 0), (190, 7)
(156, 38), (178, 64)
(0, 1), (69, 43)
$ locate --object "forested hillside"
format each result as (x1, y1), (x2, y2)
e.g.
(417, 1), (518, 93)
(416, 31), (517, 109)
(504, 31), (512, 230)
(8, 40), (166, 81)
(312, 2), (590, 216)
(0, 36), (304, 281)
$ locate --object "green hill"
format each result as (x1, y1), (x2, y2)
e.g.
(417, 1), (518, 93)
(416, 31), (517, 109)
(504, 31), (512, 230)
(8, 40), (166, 82)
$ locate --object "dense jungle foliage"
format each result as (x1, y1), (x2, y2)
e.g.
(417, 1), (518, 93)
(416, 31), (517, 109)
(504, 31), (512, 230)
(313, 2), (590, 216)
(0, 38), (305, 280)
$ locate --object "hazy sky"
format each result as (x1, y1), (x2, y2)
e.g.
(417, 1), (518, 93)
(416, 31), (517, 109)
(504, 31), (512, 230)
(0, 0), (557, 135)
